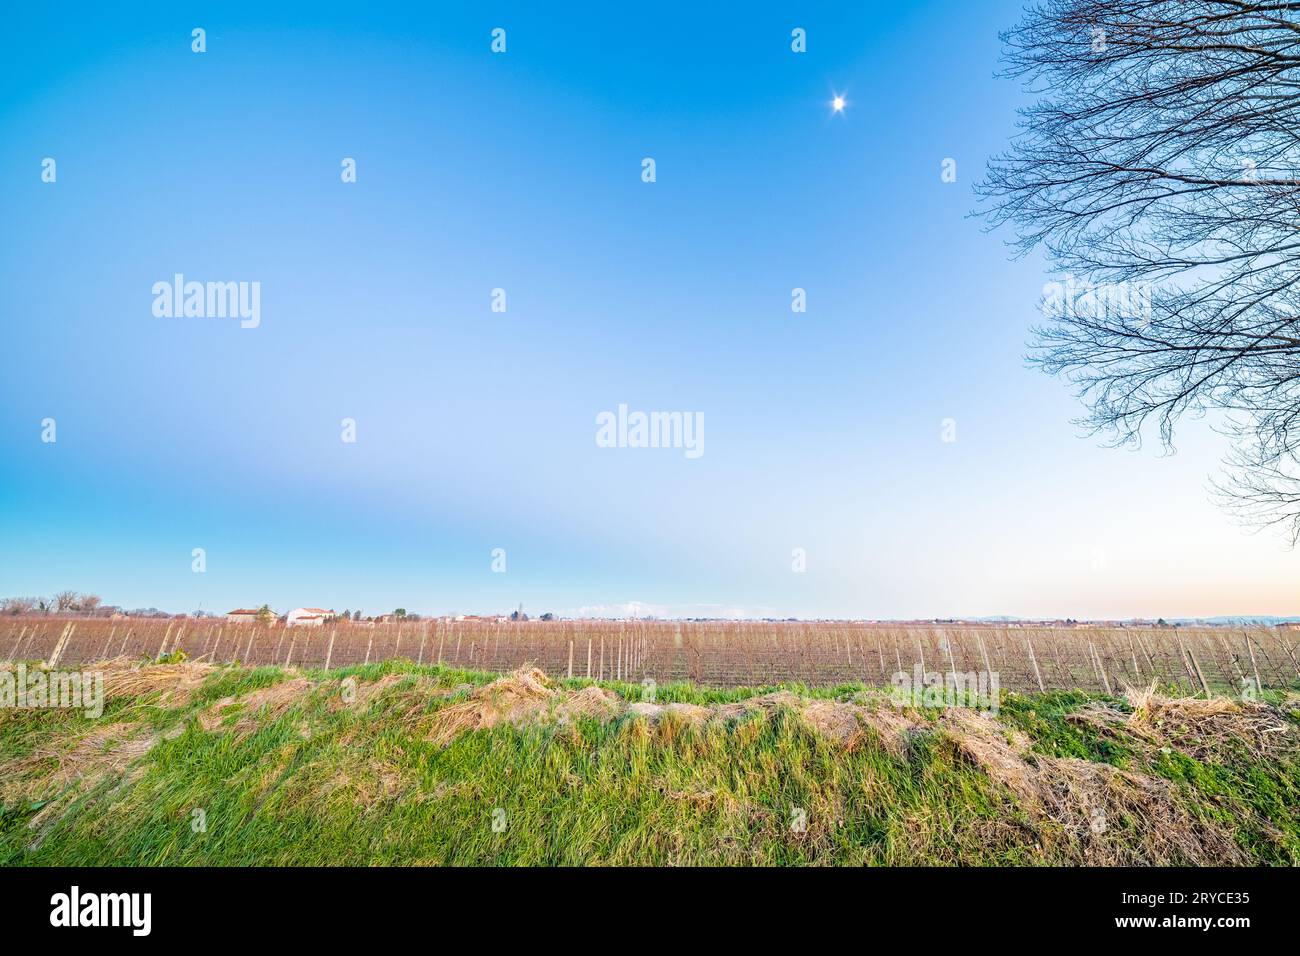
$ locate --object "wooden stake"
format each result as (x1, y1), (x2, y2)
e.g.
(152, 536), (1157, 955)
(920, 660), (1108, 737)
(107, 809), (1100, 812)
(19, 625), (40, 660)
(1134, 631), (1158, 679)
(99, 626), (117, 661)
(1277, 635), (1300, 682)
(1048, 632), (1066, 685)
(1025, 635), (1045, 693)
(976, 633), (993, 683)
(47, 624), (73, 669)
(156, 621), (174, 659)
(1188, 644), (1212, 697)
(1244, 632), (1263, 692)
(9, 626), (27, 660)
(1216, 633), (1243, 685)
(1089, 641), (1111, 694)
(1176, 634), (1197, 693)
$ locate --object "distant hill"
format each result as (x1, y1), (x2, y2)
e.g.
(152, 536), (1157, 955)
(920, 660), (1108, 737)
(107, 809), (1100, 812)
(1171, 616), (1300, 627)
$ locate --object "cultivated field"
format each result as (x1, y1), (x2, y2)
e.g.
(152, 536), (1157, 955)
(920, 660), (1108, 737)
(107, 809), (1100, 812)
(6, 616), (1299, 695)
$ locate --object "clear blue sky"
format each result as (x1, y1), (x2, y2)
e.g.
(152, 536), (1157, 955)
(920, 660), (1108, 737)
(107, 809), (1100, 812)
(2, 1), (1296, 619)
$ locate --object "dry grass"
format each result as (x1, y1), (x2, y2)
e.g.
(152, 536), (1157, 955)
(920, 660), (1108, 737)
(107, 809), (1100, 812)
(424, 669), (923, 746)
(98, 657), (216, 705)
(424, 667), (612, 743)
(199, 677), (314, 734)
(938, 709), (1246, 864)
(412, 667), (1280, 865)
(1120, 681), (1294, 760)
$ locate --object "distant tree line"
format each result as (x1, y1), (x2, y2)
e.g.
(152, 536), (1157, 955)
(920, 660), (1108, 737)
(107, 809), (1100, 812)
(2, 596), (561, 622)
(1, 591), (102, 615)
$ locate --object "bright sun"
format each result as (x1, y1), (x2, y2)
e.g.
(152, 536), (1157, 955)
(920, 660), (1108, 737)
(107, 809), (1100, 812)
(832, 95), (846, 112)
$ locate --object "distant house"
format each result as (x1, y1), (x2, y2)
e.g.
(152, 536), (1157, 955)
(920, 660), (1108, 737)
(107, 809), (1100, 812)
(286, 607), (334, 628)
(226, 608), (261, 624)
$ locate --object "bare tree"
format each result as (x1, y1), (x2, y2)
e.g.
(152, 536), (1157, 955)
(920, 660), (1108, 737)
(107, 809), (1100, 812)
(79, 594), (102, 613)
(980, 0), (1300, 541)
(1, 597), (35, 615)
(53, 590), (79, 613)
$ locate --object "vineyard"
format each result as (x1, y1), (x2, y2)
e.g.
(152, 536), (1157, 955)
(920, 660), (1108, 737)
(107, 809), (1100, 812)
(6, 616), (1299, 694)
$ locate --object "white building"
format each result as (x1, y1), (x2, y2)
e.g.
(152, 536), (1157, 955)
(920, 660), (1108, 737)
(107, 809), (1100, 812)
(226, 608), (261, 624)
(285, 607), (334, 628)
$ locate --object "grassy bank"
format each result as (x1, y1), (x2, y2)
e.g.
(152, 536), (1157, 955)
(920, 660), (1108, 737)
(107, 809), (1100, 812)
(1, 657), (1297, 865)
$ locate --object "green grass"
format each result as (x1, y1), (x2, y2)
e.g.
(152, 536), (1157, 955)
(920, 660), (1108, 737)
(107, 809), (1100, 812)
(1, 659), (1297, 866)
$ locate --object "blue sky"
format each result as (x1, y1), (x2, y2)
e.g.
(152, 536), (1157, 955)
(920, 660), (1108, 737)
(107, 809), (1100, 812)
(2, 1), (1296, 619)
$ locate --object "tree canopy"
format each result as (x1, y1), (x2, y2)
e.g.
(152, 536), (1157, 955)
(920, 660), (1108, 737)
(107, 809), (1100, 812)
(981, 0), (1300, 541)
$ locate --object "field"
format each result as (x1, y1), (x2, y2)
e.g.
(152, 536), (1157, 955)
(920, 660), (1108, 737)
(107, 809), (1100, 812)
(1, 655), (1298, 865)
(7, 616), (1300, 694)
(5, 617), (1297, 866)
